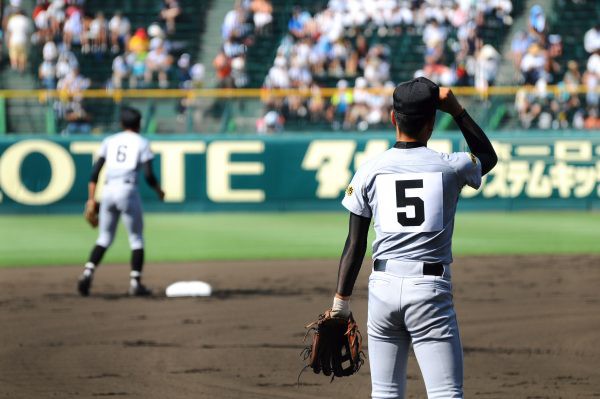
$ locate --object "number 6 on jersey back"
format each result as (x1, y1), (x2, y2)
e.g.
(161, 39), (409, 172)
(376, 172), (443, 233)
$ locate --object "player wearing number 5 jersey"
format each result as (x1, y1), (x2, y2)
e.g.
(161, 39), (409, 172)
(328, 77), (497, 398)
(78, 106), (165, 297)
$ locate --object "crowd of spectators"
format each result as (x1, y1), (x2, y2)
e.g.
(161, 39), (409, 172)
(29, 0), (206, 92)
(1, 0), (600, 133)
(213, 0), (273, 89)
(512, 6), (600, 130)
(15, 0), (206, 133)
(258, 0), (512, 132)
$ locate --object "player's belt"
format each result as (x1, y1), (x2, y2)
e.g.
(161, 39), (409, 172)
(106, 179), (135, 185)
(373, 259), (444, 276)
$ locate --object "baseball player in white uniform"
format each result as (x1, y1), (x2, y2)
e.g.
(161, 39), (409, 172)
(328, 78), (497, 398)
(78, 106), (165, 297)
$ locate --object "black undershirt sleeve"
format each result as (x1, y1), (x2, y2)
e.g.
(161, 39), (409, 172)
(336, 212), (371, 297)
(453, 110), (498, 175)
(143, 160), (159, 188)
(89, 157), (105, 183)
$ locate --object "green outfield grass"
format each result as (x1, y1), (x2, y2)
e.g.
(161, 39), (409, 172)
(0, 211), (599, 267)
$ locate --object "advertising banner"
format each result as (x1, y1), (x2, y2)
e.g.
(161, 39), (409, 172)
(1, 132), (599, 213)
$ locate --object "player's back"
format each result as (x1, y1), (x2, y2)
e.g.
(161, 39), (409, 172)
(100, 131), (153, 185)
(342, 145), (481, 264)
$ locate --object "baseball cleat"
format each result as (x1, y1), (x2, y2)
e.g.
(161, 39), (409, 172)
(128, 283), (152, 297)
(78, 274), (92, 296)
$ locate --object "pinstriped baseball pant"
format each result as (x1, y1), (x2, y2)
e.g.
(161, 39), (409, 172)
(96, 183), (144, 250)
(367, 261), (463, 399)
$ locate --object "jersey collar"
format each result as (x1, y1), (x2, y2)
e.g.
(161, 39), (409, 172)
(393, 141), (426, 149)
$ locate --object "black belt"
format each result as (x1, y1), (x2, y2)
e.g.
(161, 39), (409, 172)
(373, 259), (444, 276)
(106, 179), (134, 185)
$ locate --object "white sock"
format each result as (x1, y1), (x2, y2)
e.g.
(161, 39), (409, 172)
(83, 262), (95, 277)
(130, 271), (141, 287)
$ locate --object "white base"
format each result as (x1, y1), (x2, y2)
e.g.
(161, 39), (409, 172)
(165, 281), (212, 297)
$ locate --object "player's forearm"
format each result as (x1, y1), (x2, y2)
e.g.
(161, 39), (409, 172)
(335, 213), (371, 297)
(453, 110), (498, 175)
(143, 160), (160, 189)
(87, 182), (97, 202)
(89, 157), (105, 183)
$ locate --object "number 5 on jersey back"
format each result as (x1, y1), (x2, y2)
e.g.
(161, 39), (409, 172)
(376, 172), (444, 233)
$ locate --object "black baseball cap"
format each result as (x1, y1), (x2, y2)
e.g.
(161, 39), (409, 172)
(393, 77), (440, 118)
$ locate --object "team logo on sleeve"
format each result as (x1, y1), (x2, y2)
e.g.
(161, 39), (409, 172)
(345, 185), (354, 196)
(469, 153), (477, 165)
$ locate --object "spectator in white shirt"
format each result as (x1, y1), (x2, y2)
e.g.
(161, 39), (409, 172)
(39, 60), (56, 89)
(585, 53), (600, 107)
(250, 0), (273, 35)
(222, 1), (244, 40)
(145, 43), (172, 88)
(520, 44), (547, 85)
(108, 11), (131, 53)
(423, 19), (447, 51)
(63, 9), (83, 49)
(265, 56), (290, 88)
(111, 55), (129, 89)
(6, 10), (32, 72)
(584, 24), (600, 54)
(83, 11), (108, 54)
(190, 63), (205, 88)
(56, 49), (78, 80)
(43, 40), (58, 62)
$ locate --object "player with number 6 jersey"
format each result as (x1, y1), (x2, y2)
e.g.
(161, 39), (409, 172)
(327, 77), (497, 398)
(77, 106), (165, 297)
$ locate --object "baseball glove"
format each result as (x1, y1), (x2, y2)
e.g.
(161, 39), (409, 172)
(300, 309), (364, 380)
(84, 201), (100, 228)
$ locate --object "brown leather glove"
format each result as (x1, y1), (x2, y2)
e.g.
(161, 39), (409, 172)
(84, 200), (100, 228)
(301, 309), (364, 380)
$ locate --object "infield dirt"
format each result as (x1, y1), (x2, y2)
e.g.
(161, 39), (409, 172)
(1, 255), (599, 398)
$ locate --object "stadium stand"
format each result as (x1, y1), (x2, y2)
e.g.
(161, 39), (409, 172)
(0, 0), (598, 134)
(255, 0), (522, 132)
(1, 0), (210, 133)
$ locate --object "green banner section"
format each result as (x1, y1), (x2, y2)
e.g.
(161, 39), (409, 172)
(0, 132), (599, 213)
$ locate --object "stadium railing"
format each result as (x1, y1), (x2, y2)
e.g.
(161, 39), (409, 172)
(0, 85), (598, 135)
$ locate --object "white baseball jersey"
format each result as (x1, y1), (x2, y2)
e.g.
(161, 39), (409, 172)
(97, 131), (154, 185)
(342, 145), (481, 264)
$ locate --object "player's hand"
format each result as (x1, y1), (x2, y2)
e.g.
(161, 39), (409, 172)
(156, 188), (165, 201)
(438, 87), (464, 117)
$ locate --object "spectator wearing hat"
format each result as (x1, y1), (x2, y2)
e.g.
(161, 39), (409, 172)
(33, 1), (52, 43)
(475, 44), (500, 91)
(128, 28), (149, 55)
(529, 4), (546, 41)
(251, 0), (273, 36)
